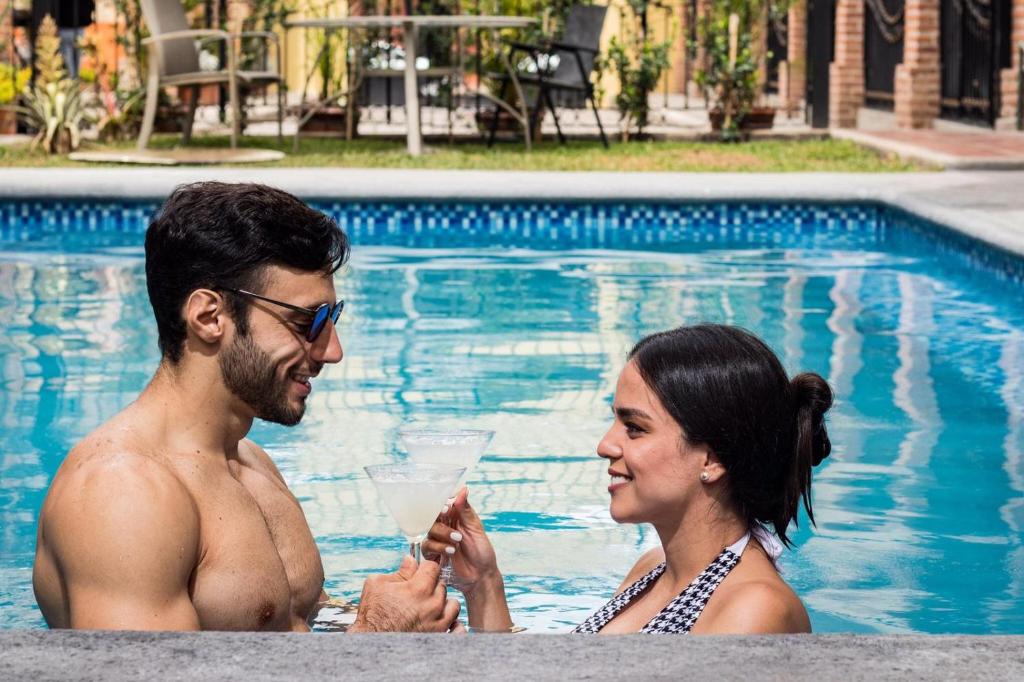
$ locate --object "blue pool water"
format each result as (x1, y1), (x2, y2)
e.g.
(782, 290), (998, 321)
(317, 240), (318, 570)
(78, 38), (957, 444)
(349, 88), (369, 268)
(1, 200), (1022, 633)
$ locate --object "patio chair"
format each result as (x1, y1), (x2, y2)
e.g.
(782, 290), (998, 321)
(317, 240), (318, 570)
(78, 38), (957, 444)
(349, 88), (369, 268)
(488, 4), (609, 148)
(137, 0), (284, 150)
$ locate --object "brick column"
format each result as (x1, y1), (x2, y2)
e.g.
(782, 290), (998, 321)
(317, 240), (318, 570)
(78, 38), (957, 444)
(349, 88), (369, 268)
(829, 0), (864, 128)
(997, 0), (1024, 130)
(894, 0), (941, 128)
(780, 0), (807, 116)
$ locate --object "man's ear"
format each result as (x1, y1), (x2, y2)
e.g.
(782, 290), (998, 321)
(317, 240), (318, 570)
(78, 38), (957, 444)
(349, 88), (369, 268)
(184, 289), (230, 346)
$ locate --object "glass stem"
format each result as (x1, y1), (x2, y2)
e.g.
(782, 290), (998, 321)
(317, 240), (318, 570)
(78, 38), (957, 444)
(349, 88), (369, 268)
(410, 541), (422, 563)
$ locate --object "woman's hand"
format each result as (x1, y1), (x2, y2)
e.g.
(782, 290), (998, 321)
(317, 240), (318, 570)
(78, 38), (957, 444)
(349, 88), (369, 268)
(422, 486), (514, 632)
(422, 487), (498, 596)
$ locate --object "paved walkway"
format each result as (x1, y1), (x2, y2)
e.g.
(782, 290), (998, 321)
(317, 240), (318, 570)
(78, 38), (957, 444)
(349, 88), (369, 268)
(2, 630), (1022, 681)
(2, 168), (1023, 257)
(833, 109), (1024, 170)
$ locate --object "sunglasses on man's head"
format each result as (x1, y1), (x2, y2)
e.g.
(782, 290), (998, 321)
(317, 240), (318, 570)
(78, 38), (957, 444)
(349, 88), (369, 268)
(221, 288), (344, 343)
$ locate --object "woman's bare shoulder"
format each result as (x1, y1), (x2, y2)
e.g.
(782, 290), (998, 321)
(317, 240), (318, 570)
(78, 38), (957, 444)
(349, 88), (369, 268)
(614, 546), (666, 595)
(695, 574), (810, 634)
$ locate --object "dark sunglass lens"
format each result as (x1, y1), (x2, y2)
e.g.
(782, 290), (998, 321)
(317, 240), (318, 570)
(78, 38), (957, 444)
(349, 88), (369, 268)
(307, 305), (330, 342)
(330, 301), (344, 324)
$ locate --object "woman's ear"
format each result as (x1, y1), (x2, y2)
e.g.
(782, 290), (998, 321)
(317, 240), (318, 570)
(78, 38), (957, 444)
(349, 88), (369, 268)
(184, 289), (229, 346)
(700, 447), (728, 484)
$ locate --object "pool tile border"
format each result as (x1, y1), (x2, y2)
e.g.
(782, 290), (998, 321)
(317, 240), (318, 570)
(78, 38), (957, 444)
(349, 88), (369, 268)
(2, 197), (1022, 288)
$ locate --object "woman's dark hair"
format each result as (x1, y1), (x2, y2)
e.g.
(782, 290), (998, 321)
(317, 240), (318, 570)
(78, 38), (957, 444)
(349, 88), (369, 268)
(145, 182), (349, 363)
(628, 324), (833, 547)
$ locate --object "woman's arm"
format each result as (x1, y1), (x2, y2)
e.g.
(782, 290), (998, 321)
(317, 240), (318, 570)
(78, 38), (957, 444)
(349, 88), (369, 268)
(422, 487), (514, 632)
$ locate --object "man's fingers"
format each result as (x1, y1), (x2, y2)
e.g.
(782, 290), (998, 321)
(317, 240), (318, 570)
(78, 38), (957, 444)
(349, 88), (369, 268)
(395, 554), (417, 580)
(449, 620), (468, 634)
(442, 597), (461, 628)
(410, 558), (442, 591)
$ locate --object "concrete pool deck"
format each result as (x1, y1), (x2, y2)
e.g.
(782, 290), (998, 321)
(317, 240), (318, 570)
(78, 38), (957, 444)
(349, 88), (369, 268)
(2, 630), (1023, 681)
(3, 168), (1024, 257)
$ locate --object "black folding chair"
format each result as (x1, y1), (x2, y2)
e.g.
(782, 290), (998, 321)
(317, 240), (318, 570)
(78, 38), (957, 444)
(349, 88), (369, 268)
(488, 4), (609, 148)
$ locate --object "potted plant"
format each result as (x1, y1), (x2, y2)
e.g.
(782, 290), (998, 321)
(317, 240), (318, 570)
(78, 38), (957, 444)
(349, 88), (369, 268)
(0, 63), (31, 134)
(16, 15), (87, 153)
(601, 0), (671, 142)
(697, 0), (779, 140)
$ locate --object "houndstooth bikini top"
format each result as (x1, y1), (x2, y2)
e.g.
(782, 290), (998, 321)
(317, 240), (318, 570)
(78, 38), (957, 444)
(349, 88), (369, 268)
(573, 528), (781, 634)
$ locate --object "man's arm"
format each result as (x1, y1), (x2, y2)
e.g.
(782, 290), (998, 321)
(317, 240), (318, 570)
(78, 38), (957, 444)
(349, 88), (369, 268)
(39, 455), (202, 630)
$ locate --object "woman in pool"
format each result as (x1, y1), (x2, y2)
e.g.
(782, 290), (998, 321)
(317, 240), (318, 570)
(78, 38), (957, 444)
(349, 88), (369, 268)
(423, 324), (833, 634)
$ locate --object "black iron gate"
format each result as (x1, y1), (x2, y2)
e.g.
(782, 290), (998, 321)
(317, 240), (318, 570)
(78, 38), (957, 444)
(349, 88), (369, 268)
(806, 0), (835, 128)
(765, 3), (788, 94)
(864, 0), (905, 109)
(941, 0), (1013, 125)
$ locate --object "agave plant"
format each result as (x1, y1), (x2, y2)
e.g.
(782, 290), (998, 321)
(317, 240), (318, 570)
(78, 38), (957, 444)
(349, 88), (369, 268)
(17, 79), (87, 154)
(14, 14), (86, 154)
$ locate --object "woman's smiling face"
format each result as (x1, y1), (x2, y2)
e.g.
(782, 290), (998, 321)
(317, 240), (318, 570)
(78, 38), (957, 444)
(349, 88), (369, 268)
(597, 361), (709, 527)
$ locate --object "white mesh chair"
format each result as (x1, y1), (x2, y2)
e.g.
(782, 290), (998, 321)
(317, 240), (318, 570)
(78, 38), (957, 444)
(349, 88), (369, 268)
(138, 0), (284, 149)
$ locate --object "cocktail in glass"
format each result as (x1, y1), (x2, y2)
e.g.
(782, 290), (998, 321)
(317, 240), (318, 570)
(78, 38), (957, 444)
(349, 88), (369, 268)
(398, 426), (494, 585)
(364, 462), (466, 563)
(398, 426), (495, 478)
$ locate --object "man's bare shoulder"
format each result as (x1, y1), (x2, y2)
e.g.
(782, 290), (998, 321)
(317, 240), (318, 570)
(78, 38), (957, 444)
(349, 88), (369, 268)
(41, 436), (200, 557)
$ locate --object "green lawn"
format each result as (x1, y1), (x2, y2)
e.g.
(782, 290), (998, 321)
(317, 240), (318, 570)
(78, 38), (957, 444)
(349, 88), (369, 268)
(0, 135), (928, 172)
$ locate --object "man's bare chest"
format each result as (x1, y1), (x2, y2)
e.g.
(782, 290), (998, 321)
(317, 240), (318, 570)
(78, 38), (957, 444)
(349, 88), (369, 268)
(181, 465), (325, 630)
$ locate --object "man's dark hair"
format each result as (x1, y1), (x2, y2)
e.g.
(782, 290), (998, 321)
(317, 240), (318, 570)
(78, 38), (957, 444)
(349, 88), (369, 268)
(145, 182), (349, 363)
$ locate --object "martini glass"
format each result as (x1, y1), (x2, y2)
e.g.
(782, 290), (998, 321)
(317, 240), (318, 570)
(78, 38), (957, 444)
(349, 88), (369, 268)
(364, 462), (466, 563)
(398, 427), (495, 586)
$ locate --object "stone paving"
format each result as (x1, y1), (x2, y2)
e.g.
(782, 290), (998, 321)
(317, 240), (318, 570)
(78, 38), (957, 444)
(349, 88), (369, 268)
(2, 630), (1023, 681)
(835, 128), (1024, 170)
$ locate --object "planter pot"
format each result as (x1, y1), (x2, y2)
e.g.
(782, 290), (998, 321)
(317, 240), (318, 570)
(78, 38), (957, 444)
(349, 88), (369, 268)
(154, 105), (186, 134)
(709, 106), (776, 132)
(475, 110), (541, 142)
(299, 106), (359, 136)
(0, 107), (16, 135)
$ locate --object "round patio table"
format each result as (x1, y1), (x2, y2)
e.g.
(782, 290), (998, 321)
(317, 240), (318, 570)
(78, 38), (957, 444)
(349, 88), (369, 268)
(285, 15), (538, 155)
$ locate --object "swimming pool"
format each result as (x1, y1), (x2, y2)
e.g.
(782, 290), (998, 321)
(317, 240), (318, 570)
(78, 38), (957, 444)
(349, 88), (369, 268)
(1, 199), (1021, 633)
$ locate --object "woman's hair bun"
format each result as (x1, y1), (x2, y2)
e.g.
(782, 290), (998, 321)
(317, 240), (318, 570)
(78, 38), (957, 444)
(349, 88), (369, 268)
(791, 372), (833, 466)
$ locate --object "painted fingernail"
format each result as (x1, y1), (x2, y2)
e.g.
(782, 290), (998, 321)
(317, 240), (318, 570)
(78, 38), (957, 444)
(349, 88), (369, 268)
(450, 531), (463, 542)
(441, 505), (450, 514)
(445, 546), (456, 555)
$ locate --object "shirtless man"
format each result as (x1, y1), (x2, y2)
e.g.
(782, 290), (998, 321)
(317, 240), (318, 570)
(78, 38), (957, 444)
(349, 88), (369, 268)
(33, 182), (459, 632)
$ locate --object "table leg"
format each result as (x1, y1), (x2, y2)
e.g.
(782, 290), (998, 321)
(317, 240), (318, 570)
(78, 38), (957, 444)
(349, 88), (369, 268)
(403, 20), (422, 156)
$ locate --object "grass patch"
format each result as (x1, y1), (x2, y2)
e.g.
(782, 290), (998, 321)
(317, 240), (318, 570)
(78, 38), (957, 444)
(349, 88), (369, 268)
(0, 135), (928, 172)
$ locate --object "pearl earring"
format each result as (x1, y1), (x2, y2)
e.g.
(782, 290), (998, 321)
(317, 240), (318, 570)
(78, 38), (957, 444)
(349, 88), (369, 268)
(700, 471), (711, 483)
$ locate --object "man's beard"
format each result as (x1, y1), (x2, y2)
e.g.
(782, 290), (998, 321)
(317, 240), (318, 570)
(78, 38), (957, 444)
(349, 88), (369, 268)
(219, 331), (305, 426)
